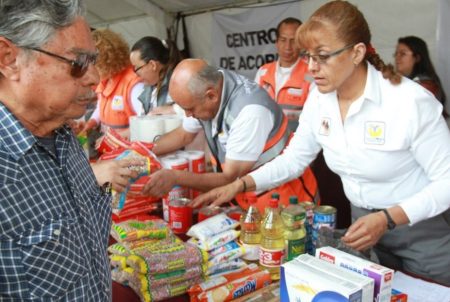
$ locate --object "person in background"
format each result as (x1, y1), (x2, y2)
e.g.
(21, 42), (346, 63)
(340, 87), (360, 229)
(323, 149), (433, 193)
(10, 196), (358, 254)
(255, 17), (310, 132)
(142, 59), (319, 212)
(193, 0), (450, 285)
(83, 28), (144, 137)
(256, 16), (351, 228)
(130, 36), (184, 116)
(394, 35), (448, 117)
(0, 0), (113, 299)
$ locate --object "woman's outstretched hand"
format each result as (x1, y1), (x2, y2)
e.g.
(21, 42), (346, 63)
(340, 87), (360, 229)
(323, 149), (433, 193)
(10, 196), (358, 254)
(189, 179), (243, 208)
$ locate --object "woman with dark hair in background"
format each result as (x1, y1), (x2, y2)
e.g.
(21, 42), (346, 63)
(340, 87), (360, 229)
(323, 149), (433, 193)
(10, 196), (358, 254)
(130, 36), (183, 115)
(395, 36), (448, 117)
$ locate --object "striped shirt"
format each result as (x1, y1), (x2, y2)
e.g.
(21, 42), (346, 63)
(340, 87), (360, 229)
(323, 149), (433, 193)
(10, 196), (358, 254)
(0, 102), (112, 301)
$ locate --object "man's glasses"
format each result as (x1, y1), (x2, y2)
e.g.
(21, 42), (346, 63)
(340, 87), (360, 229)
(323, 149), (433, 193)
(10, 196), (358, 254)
(300, 44), (355, 65)
(24, 47), (98, 78)
(134, 61), (149, 74)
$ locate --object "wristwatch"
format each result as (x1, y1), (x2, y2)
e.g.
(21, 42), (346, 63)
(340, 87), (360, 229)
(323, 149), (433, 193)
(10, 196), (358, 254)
(381, 209), (396, 230)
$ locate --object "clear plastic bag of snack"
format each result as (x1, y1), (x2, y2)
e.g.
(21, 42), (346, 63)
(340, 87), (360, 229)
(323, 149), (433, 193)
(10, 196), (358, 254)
(126, 241), (207, 274)
(316, 227), (379, 262)
(110, 219), (169, 243)
(99, 141), (161, 212)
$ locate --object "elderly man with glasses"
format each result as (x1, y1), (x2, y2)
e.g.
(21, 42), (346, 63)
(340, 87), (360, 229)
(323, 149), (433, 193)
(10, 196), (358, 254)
(0, 1), (114, 300)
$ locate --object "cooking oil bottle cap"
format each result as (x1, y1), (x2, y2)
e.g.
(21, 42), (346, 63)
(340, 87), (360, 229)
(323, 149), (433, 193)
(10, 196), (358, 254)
(268, 198), (278, 208)
(271, 192), (280, 200)
(289, 196), (298, 205)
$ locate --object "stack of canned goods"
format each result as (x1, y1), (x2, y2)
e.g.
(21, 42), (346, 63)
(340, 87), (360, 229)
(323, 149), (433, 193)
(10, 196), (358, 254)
(311, 205), (337, 255)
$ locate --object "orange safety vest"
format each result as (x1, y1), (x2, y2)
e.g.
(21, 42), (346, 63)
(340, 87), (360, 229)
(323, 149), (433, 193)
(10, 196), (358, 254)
(250, 61), (319, 212)
(214, 117), (319, 213)
(258, 60), (311, 107)
(96, 66), (142, 129)
(234, 133), (320, 214)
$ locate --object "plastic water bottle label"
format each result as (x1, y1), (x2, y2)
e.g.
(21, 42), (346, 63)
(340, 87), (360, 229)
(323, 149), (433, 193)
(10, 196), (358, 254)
(259, 247), (285, 267)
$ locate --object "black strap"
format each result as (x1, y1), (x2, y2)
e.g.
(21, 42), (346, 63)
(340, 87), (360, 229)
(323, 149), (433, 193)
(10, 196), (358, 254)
(299, 176), (315, 202)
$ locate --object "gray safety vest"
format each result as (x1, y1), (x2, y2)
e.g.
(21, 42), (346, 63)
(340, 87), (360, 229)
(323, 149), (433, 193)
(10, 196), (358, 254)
(199, 69), (290, 172)
(138, 71), (172, 114)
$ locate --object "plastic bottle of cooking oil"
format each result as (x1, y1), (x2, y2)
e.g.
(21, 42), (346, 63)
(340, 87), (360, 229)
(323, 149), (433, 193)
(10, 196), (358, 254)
(239, 193), (261, 263)
(259, 197), (285, 280)
(282, 196), (306, 262)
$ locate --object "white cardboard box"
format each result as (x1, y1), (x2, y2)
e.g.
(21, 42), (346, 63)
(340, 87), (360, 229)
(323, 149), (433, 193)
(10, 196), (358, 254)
(280, 257), (364, 302)
(296, 254), (374, 302)
(316, 246), (394, 302)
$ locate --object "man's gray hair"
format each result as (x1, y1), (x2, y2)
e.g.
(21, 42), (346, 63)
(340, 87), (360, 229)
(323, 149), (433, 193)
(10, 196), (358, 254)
(0, 0), (85, 48)
(187, 65), (222, 98)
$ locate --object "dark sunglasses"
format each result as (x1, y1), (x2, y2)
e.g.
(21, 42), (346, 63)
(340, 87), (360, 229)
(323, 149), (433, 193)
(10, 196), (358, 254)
(24, 47), (98, 78)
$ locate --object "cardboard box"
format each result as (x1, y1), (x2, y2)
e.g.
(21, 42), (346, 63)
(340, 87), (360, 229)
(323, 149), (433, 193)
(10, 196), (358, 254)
(316, 246), (394, 302)
(280, 257), (364, 302)
(296, 254), (374, 302)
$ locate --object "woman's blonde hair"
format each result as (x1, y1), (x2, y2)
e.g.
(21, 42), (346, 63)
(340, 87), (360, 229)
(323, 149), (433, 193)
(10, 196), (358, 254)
(92, 28), (130, 79)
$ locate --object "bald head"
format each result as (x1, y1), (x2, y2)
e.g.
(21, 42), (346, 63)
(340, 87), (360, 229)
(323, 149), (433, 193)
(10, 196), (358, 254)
(169, 59), (208, 100)
(169, 59), (223, 120)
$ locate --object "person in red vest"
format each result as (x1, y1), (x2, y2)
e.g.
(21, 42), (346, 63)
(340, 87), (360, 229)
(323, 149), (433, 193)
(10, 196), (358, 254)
(83, 28), (144, 138)
(255, 17), (310, 132)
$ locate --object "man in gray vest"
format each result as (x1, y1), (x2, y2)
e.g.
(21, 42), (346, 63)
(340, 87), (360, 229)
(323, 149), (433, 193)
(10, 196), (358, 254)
(143, 59), (318, 211)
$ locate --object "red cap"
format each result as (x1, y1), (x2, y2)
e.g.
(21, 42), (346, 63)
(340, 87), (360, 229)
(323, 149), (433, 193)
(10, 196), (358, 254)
(268, 198), (278, 208)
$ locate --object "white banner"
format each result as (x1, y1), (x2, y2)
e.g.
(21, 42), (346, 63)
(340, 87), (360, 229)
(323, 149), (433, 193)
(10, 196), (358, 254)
(211, 2), (301, 80)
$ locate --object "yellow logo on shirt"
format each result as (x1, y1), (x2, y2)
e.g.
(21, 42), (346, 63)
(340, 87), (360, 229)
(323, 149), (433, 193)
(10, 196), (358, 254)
(111, 96), (124, 111)
(365, 121), (385, 145)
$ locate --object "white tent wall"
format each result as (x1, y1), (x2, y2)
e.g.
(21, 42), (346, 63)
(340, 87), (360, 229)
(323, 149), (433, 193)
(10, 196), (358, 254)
(182, 0), (437, 71)
(88, 0), (449, 113)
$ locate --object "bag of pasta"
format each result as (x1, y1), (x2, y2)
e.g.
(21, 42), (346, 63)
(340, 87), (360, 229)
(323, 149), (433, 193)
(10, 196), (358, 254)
(100, 141), (162, 212)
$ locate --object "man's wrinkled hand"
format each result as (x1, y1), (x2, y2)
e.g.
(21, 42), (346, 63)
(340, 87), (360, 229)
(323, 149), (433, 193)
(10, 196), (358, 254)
(141, 169), (176, 197)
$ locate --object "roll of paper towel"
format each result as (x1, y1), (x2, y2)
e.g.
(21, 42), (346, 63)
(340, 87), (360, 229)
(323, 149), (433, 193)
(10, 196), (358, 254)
(163, 115), (182, 133)
(129, 115), (165, 143)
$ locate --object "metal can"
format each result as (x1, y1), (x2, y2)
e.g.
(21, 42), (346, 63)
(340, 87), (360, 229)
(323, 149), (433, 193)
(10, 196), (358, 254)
(301, 201), (315, 255)
(169, 198), (193, 234)
(312, 205), (337, 251)
(197, 206), (223, 222)
(161, 155), (190, 221)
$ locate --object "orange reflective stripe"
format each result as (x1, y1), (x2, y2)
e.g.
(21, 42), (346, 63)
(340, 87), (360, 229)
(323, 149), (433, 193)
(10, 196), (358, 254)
(263, 114), (288, 152)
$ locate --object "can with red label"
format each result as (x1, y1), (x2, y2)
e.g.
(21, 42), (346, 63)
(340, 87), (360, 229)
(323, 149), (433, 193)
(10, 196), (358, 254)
(176, 150), (206, 198)
(169, 198), (193, 234)
(161, 155), (190, 221)
(197, 206), (223, 222)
